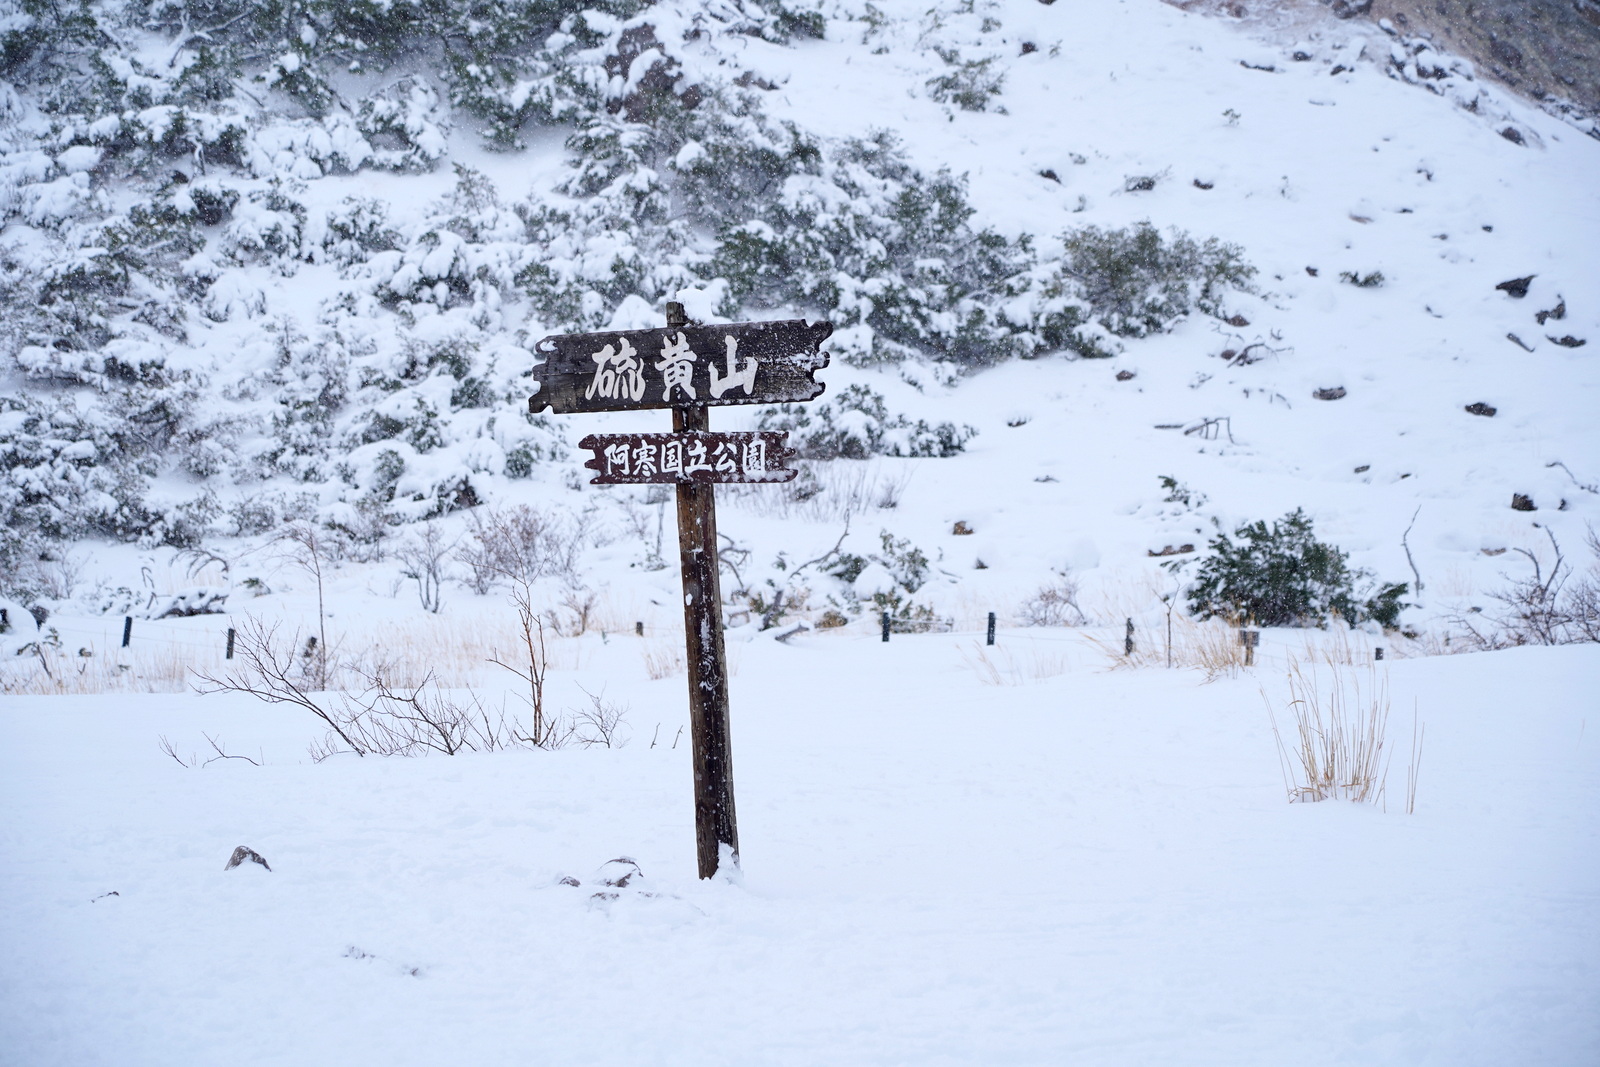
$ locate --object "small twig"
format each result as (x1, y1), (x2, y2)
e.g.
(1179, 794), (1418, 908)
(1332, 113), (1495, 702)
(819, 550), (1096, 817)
(203, 732), (260, 767)
(158, 735), (194, 768)
(1401, 506), (1424, 595)
(1545, 460), (1598, 495)
(789, 518), (852, 579)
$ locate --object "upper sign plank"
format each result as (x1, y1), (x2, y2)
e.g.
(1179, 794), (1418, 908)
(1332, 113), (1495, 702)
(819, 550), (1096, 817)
(529, 319), (832, 414)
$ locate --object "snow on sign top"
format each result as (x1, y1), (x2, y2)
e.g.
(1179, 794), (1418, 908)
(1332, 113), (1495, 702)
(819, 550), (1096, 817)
(529, 319), (832, 414)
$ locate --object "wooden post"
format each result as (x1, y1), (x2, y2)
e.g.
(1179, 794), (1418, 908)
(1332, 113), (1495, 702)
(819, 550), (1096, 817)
(986, 611), (996, 646)
(226, 628), (236, 660)
(667, 301), (739, 880)
(1124, 618), (1134, 656)
(881, 611), (891, 642)
(122, 616), (132, 648)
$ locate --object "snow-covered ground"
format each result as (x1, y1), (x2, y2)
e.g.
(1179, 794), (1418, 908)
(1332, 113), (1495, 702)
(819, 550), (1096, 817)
(3, 636), (1597, 1065)
(3, 0), (1599, 1061)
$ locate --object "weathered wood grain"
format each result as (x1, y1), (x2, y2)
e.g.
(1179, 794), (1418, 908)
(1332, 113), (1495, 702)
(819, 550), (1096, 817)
(671, 403), (739, 879)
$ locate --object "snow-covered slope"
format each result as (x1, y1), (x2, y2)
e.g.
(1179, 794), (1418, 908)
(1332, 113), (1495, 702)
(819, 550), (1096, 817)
(1, 0), (1595, 645)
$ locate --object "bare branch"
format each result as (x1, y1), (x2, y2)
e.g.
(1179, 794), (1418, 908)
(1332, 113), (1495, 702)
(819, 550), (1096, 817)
(202, 733), (260, 767)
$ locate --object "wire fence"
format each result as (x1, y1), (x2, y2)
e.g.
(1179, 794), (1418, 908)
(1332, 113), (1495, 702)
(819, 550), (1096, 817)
(2, 600), (1395, 697)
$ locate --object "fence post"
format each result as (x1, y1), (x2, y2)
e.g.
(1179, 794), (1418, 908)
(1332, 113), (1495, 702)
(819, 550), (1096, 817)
(636, 621), (644, 637)
(1124, 618), (1134, 656)
(881, 611), (891, 642)
(122, 616), (133, 648)
(226, 628), (236, 660)
(986, 612), (996, 646)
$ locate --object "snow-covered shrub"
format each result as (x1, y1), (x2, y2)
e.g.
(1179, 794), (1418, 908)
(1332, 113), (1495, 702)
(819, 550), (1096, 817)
(1187, 510), (1407, 629)
(756, 385), (976, 459)
(323, 197), (401, 267)
(0, 523), (55, 606)
(355, 77), (450, 172)
(926, 52), (1005, 112)
(1051, 223), (1255, 342)
(825, 530), (947, 631)
(710, 132), (1041, 365)
(0, 0), (1256, 560)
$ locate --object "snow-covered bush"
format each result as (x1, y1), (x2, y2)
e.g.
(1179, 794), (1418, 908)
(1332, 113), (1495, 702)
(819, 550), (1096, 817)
(1187, 510), (1408, 629)
(825, 530), (947, 631)
(1051, 223), (1255, 342)
(0, 0), (1255, 559)
(756, 385), (976, 459)
(926, 53), (1005, 112)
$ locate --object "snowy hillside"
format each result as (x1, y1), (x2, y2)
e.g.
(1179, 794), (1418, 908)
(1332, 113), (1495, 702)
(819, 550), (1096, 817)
(1, 1), (1598, 1062)
(0, 0), (1594, 625)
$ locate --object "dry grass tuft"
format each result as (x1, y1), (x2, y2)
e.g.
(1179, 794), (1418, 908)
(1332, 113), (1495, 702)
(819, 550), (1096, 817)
(1089, 613), (1249, 681)
(0, 610), (595, 696)
(722, 459), (914, 524)
(960, 641), (1072, 686)
(1263, 657), (1421, 810)
(640, 640), (685, 680)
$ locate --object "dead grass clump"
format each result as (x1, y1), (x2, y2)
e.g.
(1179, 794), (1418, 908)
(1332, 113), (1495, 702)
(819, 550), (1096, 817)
(641, 640), (685, 680)
(1263, 657), (1423, 812)
(1297, 624), (1381, 667)
(1, 638), (218, 695)
(960, 641), (1072, 686)
(722, 460), (914, 524)
(1089, 613), (1248, 681)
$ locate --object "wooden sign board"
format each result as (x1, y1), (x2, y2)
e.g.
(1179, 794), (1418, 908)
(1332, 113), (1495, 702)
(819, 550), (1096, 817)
(529, 319), (832, 415)
(579, 431), (797, 485)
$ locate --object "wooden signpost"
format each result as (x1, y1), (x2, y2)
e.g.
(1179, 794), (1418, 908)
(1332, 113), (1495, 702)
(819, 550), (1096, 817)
(532, 303), (832, 879)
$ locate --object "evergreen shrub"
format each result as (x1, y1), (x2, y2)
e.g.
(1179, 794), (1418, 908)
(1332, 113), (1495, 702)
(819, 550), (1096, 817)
(1053, 223), (1255, 340)
(1187, 509), (1407, 629)
(756, 385), (976, 460)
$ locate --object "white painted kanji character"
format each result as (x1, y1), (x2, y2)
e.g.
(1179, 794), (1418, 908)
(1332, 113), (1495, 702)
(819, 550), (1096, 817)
(654, 331), (698, 402)
(685, 438), (711, 474)
(741, 437), (768, 474)
(713, 440), (738, 473)
(603, 442), (631, 476)
(632, 442), (657, 478)
(660, 438), (683, 475)
(708, 336), (758, 398)
(585, 337), (646, 403)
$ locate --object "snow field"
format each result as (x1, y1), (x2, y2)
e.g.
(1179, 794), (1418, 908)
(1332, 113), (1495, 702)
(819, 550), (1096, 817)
(2, 633), (1596, 1066)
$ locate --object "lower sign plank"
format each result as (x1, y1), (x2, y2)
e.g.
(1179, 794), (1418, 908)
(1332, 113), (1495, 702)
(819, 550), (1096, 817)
(579, 431), (797, 485)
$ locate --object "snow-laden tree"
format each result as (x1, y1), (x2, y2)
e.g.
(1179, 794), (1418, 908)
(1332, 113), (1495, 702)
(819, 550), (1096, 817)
(0, 0), (1253, 589)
